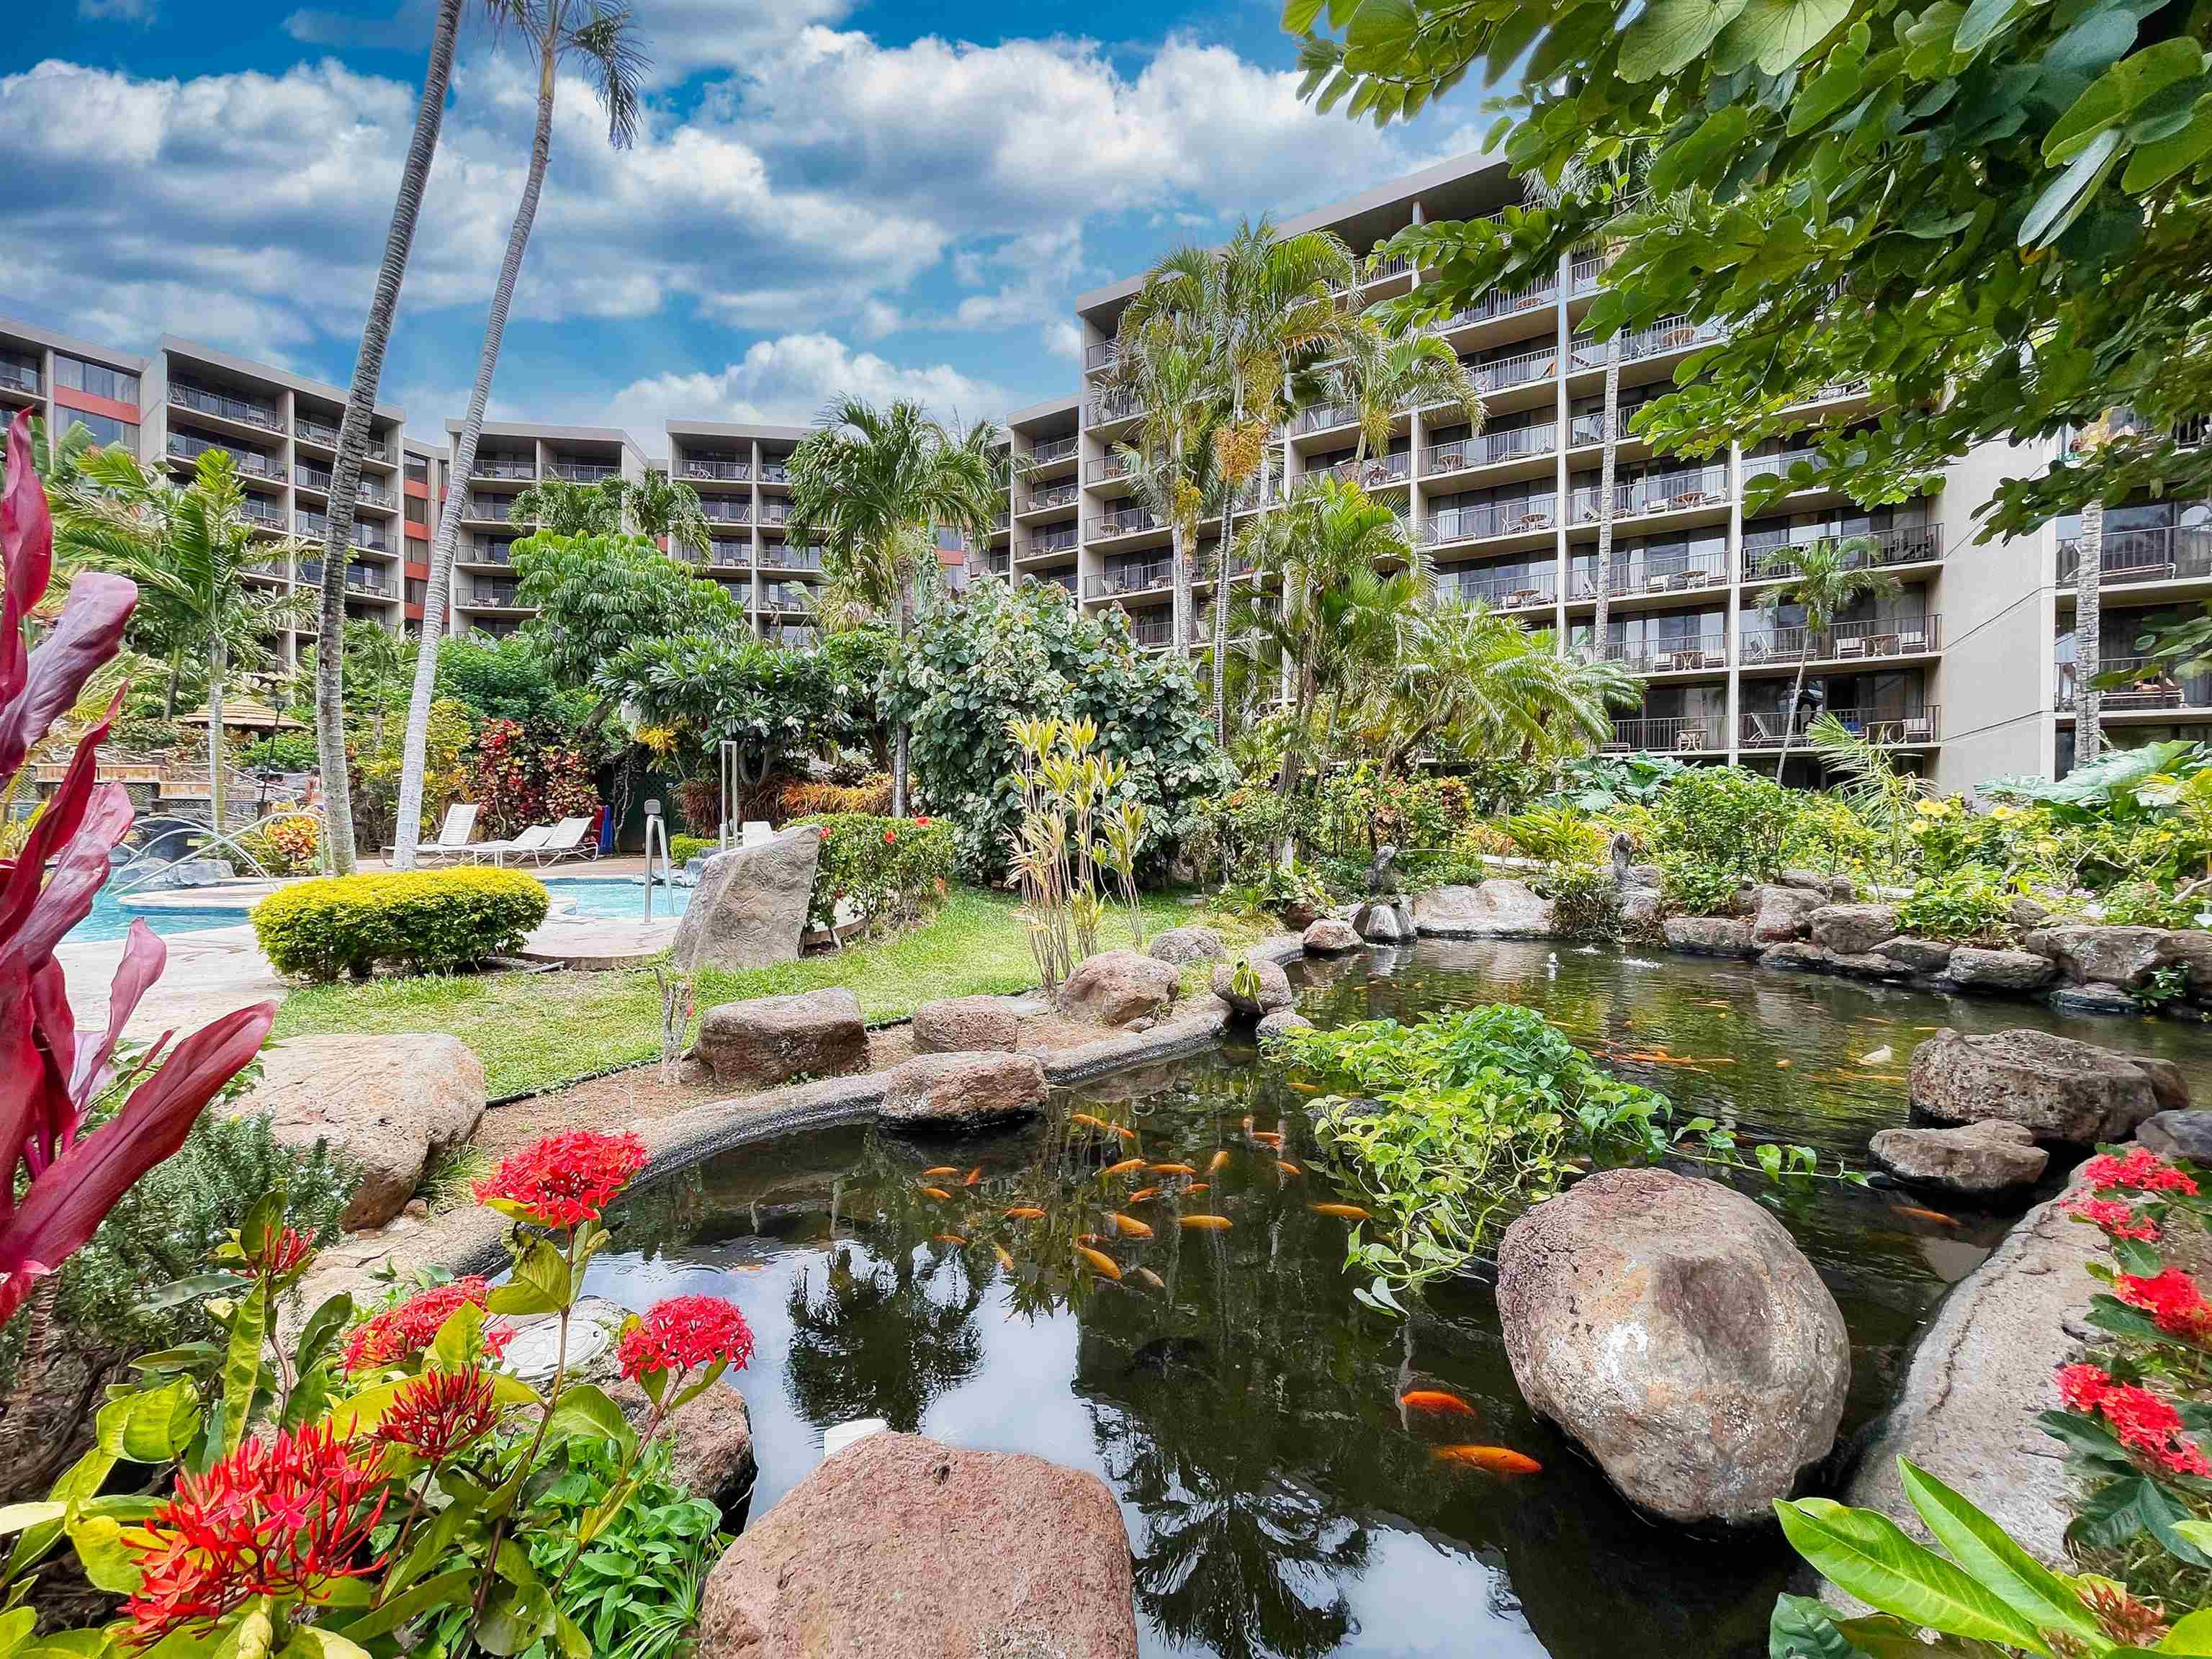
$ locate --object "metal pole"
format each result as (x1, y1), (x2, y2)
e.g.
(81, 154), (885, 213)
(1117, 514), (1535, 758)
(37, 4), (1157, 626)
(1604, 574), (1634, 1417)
(643, 797), (664, 920)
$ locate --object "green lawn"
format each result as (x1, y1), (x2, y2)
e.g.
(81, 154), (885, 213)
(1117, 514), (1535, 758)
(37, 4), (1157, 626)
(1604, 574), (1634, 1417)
(271, 886), (1267, 1100)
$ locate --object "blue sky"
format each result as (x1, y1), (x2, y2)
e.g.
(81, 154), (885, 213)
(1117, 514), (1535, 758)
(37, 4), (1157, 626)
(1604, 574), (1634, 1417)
(2, 0), (1485, 451)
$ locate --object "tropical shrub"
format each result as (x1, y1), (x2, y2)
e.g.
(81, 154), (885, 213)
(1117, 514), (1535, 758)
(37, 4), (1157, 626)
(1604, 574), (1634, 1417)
(2099, 879), (2209, 930)
(1898, 865), (2018, 944)
(1188, 783), (1313, 887)
(778, 775), (894, 819)
(469, 717), (601, 840)
(1502, 804), (1608, 865)
(1548, 750), (1687, 811)
(1534, 860), (1620, 940)
(435, 634), (598, 729)
(252, 867), (551, 981)
(237, 731), (318, 772)
(1310, 765), (1473, 858)
(515, 531), (745, 690)
(796, 813), (956, 935)
(1648, 765), (1796, 881)
(1658, 852), (1743, 917)
(1226, 858), (1336, 925)
(670, 834), (716, 866)
(352, 696), (474, 854)
(1780, 791), (1881, 877)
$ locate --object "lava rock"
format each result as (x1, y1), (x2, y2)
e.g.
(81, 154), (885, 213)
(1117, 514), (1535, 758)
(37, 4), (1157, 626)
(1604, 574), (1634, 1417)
(880, 1052), (1048, 1129)
(1301, 917), (1362, 955)
(2157, 930), (2212, 1005)
(1945, 947), (2055, 993)
(685, 989), (869, 1091)
(671, 826), (820, 973)
(2049, 982), (2144, 1017)
(1211, 957), (1294, 1018)
(1056, 950), (1180, 1028)
(2139, 1110), (2212, 1164)
(1409, 881), (1555, 939)
(911, 995), (1020, 1054)
(1353, 897), (1416, 943)
(2024, 925), (2168, 989)
(1148, 926), (1226, 966)
(611, 1375), (756, 1512)
(1752, 885), (1824, 944)
(1869, 1121), (2049, 1198)
(1879, 937), (1957, 976)
(1909, 1027), (2172, 1143)
(1759, 941), (1835, 974)
(1807, 903), (1900, 956)
(1663, 916), (1759, 958)
(1256, 1009), (1313, 1043)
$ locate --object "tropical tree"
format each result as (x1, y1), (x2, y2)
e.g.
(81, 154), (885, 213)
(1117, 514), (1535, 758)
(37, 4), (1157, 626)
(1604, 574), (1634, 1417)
(54, 446), (312, 829)
(1755, 537), (1899, 781)
(505, 471), (714, 560)
(1120, 219), (1357, 734)
(392, 0), (647, 869)
(1333, 313), (1483, 475)
(1108, 313), (1221, 671)
(315, 0), (472, 875)
(785, 399), (1003, 816)
(513, 531), (743, 690)
(623, 469), (714, 559)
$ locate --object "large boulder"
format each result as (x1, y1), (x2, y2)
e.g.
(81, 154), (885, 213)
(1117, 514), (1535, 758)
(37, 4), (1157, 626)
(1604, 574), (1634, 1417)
(1663, 916), (1758, 958)
(1411, 881), (1555, 939)
(1211, 958), (1293, 1019)
(880, 1052), (1048, 1129)
(693, 1432), (1138, 1659)
(685, 989), (869, 1092)
(1056, 949), (1179, 1028)
(1353, 897), (1415, 943)
(1301, 917), (1361, 955)
(1807, 903), (1900, 956)
(2024, 924), (2167, 989)
(1869, 1120), (2049, 1198)
(1945, 947), (2055, 993)
(1256, 1009), (1313, 1043)
(611, 1376), (756, 1511)
(2138, 1110), (2212, 1164)
(912, 995), (1019, 1054)
(1496, 1169), (1849, 1525)
(2158, 929), (2212, 1006)
(227, 1033), (485, 1231)
(1752, 884), (1823, 944)
(1877, 937), (1956, 976)
(1909, 1028), (2172, 1143)
(672, 826), (821, 974)
(1148, 926), (1225, 966)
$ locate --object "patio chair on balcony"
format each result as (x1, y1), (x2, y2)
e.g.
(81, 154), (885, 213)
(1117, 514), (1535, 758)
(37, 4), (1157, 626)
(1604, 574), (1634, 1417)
(1648, 651), (1677, 673)
(1835, 635), (1867, 661)
(1699, 647), (1730, 670)
(1676, 727), (1709, 752)
(1899, 714), (1933, 743)
(1745, 713), (1786, 747)
(1897, 624), (1928, 653)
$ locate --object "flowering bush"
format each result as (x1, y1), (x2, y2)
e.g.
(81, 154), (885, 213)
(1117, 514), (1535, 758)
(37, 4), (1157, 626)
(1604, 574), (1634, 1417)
(474, 1129), (649, 1229)
(795, 812), (956, 935)
(469, 716), (601, 839)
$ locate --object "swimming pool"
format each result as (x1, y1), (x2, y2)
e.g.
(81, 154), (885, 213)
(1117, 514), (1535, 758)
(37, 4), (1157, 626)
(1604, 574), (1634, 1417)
(542, 875), (691, 921)
(68, 884), (247, 943)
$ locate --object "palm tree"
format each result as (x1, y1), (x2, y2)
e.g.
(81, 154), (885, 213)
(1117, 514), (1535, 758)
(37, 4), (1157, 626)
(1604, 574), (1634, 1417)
(1120, 220), (1356, 736)
(1755, 536), (1899, 783)
(55, 447), (311, 830)
(2073, 413), (2113, 766)
(621, 469), (713, 561)
(501, 470), (714, 561)
(785, 399), (1002, 816)
(392, 0), (646, 869)
(1108, 311), (1220, 667)
(1334, 314), (1483, 476)
(315, 0), (474, 875)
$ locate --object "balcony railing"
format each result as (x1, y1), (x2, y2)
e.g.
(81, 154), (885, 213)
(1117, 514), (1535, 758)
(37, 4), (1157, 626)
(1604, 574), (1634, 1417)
(295, 465), (394, 508)
(1572, 466), (1730, 522)
(758, 460), (792, 485)
(683, 459), (750, 481)
(1086, 387), (1143, 426)
(760, 585), (812, 612)
(1606, 716), (1722, 753)
(169, 433), (282, 479)
(1741, 706), (1940, 747)
(294, 418), (341, 449)
(1577, 550), (1731, 598)
(475, 458), (536, 480)
(976, 549), (1012, 577)
(1602, 636), (1730, 673)
(1336, 250), (1414, 291)
(2059, 524), (2212, 585)
(1428, 423), (1556, 475)
(1087, 559), (1174, 598)
(293, 513), (388, 553)
(1436, 569), (1557, 610)
(1743, 523), (1945, 579)
(1426, 499), (1558, 547)
(1029, 436), (1079, 467)
(1741, 449), (1833, 493)
(1029, 526), (1080, 556)
(1569, 253), (1606, 296)
(1022, 481), (1080, 513)
(1090, 507), (1164, 540)
(1127, 614), (1178, 649)
(171, 384), (282, 432)
(1085, 341), (1120, 374)
(1467, 346), (1560, 395)
(240, 502), (286, 531)
(1573, 316), (1729, 369)
(701, 500), (751, 524)
(759, 544), (824, 572)
(1086, 451), (1133, 484)
(465, 495), (518, 522)
(1434, 281), (1557, 331)
(1233, 474), (1286, 513)
(771, 624), (814, 649)
(1297, 400), (1360, 436)
(1740, 615), (1943, 666)
(1326, 451), (1412, 488)
(298, 561), (391, 598)
(758, 502), (794, 527)
(463, 541), (514, 567)
(468, 585), (526, 608)
(2057, 660), (2212, 713)
(0, 363), (40, 395)
(691, 541), (748, 571)
(547, 459), (621, 482)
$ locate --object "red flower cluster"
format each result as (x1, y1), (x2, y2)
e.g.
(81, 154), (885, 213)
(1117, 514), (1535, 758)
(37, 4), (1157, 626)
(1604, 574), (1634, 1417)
(2117, 1266), (2212, 1344)
(342, 1278), (513, 1372)
(2056, 1364), (2212, 1478)
(2060, 1195), (2163, 1243)
(474, 1130), (647, 1229)
(245, 1226), (314, 1280)
(377, 1365), (503, 1462)
(617, 1295), (755, 1382)
(2080, 1147), (2200, 1196)
(124, 1426), (390, 1642)
(913, 815), (931, 826)
(883, 828), (898, 844)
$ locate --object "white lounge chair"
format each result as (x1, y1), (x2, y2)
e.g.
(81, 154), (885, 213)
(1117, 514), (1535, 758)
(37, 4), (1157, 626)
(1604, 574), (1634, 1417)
(464, 823), (553, 866)
(404, 804), (482, 863)
(741, 820), (775, 848)
(513, 816), (596, 866)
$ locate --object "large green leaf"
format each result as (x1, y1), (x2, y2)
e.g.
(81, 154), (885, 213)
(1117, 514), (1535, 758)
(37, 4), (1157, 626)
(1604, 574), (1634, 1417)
(1773, 1498), (2050, 1650)
(1899, 1462), (2100, 1643)
(2020, 127), (2123, 246)
(2121, 99), (2212, 188)
(95, 1382), (201, 1465)
(2162, 1609), (2212, 1653)
(1769, 1593), (1868, 1657)
(1714, 0), (1854, 73)
(1621, 0), (1750, 80)
(218, 1281), (267, 1459)
(541, 1384), (637, 1460)
(486, 1241), (570, 1318)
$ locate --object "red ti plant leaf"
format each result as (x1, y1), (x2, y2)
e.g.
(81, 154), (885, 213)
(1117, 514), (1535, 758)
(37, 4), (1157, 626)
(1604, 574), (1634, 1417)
(0, 570), (135, 783)
(0, 408), (54, 711)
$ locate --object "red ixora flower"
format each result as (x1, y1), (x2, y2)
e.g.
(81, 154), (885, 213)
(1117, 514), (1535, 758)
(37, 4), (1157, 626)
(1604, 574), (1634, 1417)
(123, 1426), (390, 1643)
(2080, 1146), (2200, 1196)
(912, 815), (931, 826)
(473, 1129), (648, 1229)
(245, 1226), (314, 1280)
(618, 1294), (755, 1383)
(376, 1365), (503, 1462)
(343, 1277), (513, 1372)
(883, 828), (898, 844)
(2054, 1363), (2212, 1478)
(2117, 1266), (2212, 1344)
(2060, 1195), (2163, 1244)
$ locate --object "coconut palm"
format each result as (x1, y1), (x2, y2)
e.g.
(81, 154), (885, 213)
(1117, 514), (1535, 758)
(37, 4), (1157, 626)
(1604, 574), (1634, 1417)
(622, 469), (714, 559)
(392, 0), (647, 868)
(315, 0), (477, 874)
(504, 470), (714, 561)
(2072, 413), (2113, 765)
(55, 446), (311, 830)
(1755, 536), (1899, 782)
(1120, 219), (1356, 736)
(785, 399), (1002, 816)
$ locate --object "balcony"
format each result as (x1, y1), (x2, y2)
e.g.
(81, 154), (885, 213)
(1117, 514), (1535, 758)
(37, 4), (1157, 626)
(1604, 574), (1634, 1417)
(1085, 340), (1120, 375)
(691, 540), (749, 571)
(1467, 344), (1561, 396)
(1086, 387), (1142, 427)
(464, 495), (518, 522)
(1606, 716), (1723, 753)
(683, 459), (751, 482)
(758, 460), (792, 486)
(294, 417), (341, 449)
(1740, 615), (1943, 667)
(1741, 449), (1833, 495)
(1573, 315), (1729, 369)
(976, 549), (1012, 577)
(1435, 569), (1557, 611)
(2057, 659), (2212, 713)
(1336, 250), (1414, 291)
(1426, 499), (1558, 547)
(1601, 636), (1730, 674)
(463, 541), (515, 567)
(1743, 523), (1945, 580)
(1022, 481), (1081, 514)
(1028, 526), (1079, 557)
(298, 560), (391, 598)
(1322, 451), (1411, 490)
(1090, 506), (1164, 541)
(474, 458), (536, 481)
(1568, 253), (1606, 297)
(1127, 613), (1178, 650)
(293, 514), (389, 554)
(1086, 451), (1134, 485)
(547, 459), (621, 482)
(1030, 435), (1079, 467)
(1434, 280), (1558, 331)
(1428, 423), (1556, 476)
(1233, 474), (1286, 513)
(240, 502), (287, 531)
(2059, 524), (2212, 587)
(759, 544), (824, 572)
(1577, 549), (1730, 599)
(1087, 559), (1174, 598)
(0, 362), (40, 396)
(1297, 400), (1360, 437)
(467, 584), (526, 608)
(771, 624), (815, 649)
(1741, 706), (1940, 747)
(760, 585), (812, 613)
(701, 500), (751, 525)
(757, 502), (796, 528)
(170, 383), (282, 432)
(169, 433), (282, 480)
(1573, 465), (1730, 523)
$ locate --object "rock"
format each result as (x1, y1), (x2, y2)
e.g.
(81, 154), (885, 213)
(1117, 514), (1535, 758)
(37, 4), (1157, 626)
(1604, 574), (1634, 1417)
(1759, 941), (1835, 974)
(2158, 929), (2212, 1004)
(2049, 982), (2144, 1017)
(1496, 1168), (1849, 1525)
(1663, 916), (1758, 958)
(1869, 1121), (2049, 1197)
(2008, 896), (2050, 930)
(227, 1033), (485, 1231)
(2024, 924), (2167, 989)
(1301, 917), (1361, 955)
(880, 1052), (1048, 1129)
(1832, 950), (1916, 983)
(1353, 898), (1413, 943)
(1148, 926), (1225, 966)
(1945, 947), (2054, 992)
(1807, 903), (1900, 956)
(1752, 884), (1824, 944)
(1622, 889), (1663, 932)
(1055, 950), (1179, 1028)
(911, 995), (1019, 1054)
(1210, 958), (1293, 1019)
(1626, 863), (1664, 891)
(1909, 1028), (2170, 1143)
(1780, 868), (1854, 899)
(2136, 1057), (2192, 1117)
(2139, 1110), (2212, 1164)
(694, 1432), (1137, 1659)
(1411, 880), (1555, 939)
(1256, 1009), (1313, 1043)
(1879, 936), (1956, 976)
(611, 1376), (756, 1511)
(685, 989), (869, 1091)
(672, 826), (821, 974)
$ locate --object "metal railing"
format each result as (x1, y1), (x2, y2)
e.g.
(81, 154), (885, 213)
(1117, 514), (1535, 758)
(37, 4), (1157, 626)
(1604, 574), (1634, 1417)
(977, 549), (1012, 576)
(171, 383), (282, 431)
(1326, 451), (1411, 487)
(1467, 345), (1560, 395)
(1233, 474), (1286, 512)
(758, 460), (792, 485)
(1572, 465), (1730, 522)
(547, 459), (621, 482)
(1606, 716), (1722, 752)
(759, 544), (824, 572)
(683, 458), (750, 481)
(1029, 435), (1079, 466)
(1029, 526), (1079, 555)
(1085, 340), (1120, 374)
(1339, 250), (1414, 289)
(1086, 387), (1143, 426)
(1434, 280), (1557, 330)
(1602, 636), (1730, 673)
(1739, 615), (1943, 665)
(1426, 499), (1558, 546)
(1022, 481), (1080, 513)
(2057, 660), (2211, 712)
(1435, 568), (1557, 609)
(168, 433), (282, 478)
(1296, 400), (1359, 436)
(462, 541), (515, 566)
(298, 560), (391, 598)
(475, 458), (536, 480)
(467, 584), (526, 608)
(1740, 706), (1940, 747)
(760, 585), (812, 612)
(464, 495), (518, 521)
(1127, 614), (1177, 649)
(690, 541), (747, 570)
(1579, 550), (1731, 597)
(1090, 507), (1164, 539)
(0, 363), (40, 395)
(1086, 452), (1133, 483)
(240, 503), (286, 531)
(1087, 559), (1174, 598)
(1573, 315), (1729, 367)
(293, 513), (388, 552)
(1743, 523), (1945, 578)
(1428, 423), (1555, 475)
(1569, 253), (1606, 296)
(294, 418), (341, 448)
(701, 500), (750, 523)
(1741, 449), (1831, 491)
(758, 502), (793, 526)
(2059, 524), (2212, 585)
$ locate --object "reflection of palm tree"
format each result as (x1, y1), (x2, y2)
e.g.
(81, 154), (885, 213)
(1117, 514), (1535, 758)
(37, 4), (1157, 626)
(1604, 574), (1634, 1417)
(782, 1245), (984, 1432)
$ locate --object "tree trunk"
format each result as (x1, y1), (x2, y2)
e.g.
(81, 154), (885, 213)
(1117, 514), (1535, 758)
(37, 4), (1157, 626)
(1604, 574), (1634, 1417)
(2077, 493), (2105, 768)
(315, 0), (465, 875)
(891, 567), (913, 818)
(395, 17), (555, 868)
(1593, 336), (1621, 652)
(1170, 523), (1194, 665)
(1211, 409), (1244, 743)
(206, 638), (226, 835)
(163, 644), (182, 719)
(1775, 654), (1809, 786)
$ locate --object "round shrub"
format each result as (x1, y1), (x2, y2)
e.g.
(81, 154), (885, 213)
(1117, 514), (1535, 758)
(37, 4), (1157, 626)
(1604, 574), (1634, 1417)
(252, 867), (551, 981)
(795, 813), (956, 935)
(669, 834), (718, 866)
(1897, 864), (2015, 943)
(1649, 766), (1796, 881)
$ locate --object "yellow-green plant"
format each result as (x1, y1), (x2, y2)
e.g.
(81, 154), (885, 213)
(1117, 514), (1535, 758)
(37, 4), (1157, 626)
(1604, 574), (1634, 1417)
(1097, 799), (1150, 949)
(1009, 718), (1137, 987)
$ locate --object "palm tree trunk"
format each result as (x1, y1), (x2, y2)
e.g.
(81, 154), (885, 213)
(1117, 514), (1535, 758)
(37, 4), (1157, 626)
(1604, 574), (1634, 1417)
(1211, 414), (1241, 740)
(1776, 655), (1808, 786)
(163, 644), (182, 719)
(206, 638), (226, 834)
(315, 0), (466, 875)
(395, 17), (557, 868)
(891, 567), (914, 818)
(2077, 493), (2105, 768)
(1170, 524), (1194, 664)
(1593, 337), (1621, 651)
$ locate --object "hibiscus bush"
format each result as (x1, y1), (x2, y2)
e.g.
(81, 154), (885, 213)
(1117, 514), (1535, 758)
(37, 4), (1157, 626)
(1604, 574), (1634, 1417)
(794, 812), (955, 935)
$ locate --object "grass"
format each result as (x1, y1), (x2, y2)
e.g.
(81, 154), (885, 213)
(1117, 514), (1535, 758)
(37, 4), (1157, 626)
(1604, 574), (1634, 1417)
(271, 886), (1270, 1100)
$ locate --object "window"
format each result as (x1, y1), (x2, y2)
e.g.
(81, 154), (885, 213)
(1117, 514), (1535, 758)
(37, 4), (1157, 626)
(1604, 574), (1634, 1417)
(53, 355), (139, 405)
(405, 578), (428, 605)
(60, 410), (139, 454)
(405, 503), (429, 531)
(405, 457), (428, 484)
(406, 536), (429, 565)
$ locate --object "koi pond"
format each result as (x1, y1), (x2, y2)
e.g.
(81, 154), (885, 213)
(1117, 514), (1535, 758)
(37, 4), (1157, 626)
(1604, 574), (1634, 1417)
(592, 939), (2212, 1659)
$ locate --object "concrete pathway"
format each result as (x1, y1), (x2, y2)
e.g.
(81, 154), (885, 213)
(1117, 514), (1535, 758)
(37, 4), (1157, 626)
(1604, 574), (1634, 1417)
(58, 924), (289, 1040)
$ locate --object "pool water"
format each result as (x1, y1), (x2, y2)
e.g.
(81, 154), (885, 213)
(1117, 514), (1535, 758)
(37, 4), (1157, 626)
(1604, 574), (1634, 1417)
(69, 884), (246, 943)
(542, 876), (690, 921)
(589, 938), (2211, 1659)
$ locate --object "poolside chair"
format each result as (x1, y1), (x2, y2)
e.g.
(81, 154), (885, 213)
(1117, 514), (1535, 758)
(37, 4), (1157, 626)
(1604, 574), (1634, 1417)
(405, 803), (481, 863)
(741, 821), (775, 848)
(464, 823), (553, 866)
(514, 817), (595, 866)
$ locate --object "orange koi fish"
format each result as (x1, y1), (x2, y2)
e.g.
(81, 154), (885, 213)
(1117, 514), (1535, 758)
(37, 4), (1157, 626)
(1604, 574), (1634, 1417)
(1205, 1150), (1230, 1175)
(1070, 1113), (1106, 1130)
(1110, 1213), (1155, 1239)
(1187, 1183), (1210, 1195)
(1401, 1389), (1476, 1416)
(1774, 1058), (1792, 1069)
(1003, 1206), (1046, 1220)
(1179, 1214), (1232, 1231)
(1112, 1123), (1140, 1143)
(920, 1187), (953, 1202)
(1891, 1205), (1959, 1228)
(1151, 1162), (1198, 1177)
(1431, 1445), (1541, 1475)
(1128, 1185), (1160, 1204)
(1136, 1267), (1166, 1291)
(964, 1167), (983, 1187)
(1276, 1161), (1303, 1177)
(921, 1166), (959, 1178)
(1251, 1131), (1285, 1148)
(1102, 1158), (1147, 1178)
(1310, 1202), (1370, 1220)
(1075, 1245), (1122, 1280)
(994, 1245), (1015, 1271)
(932, 1233), (968, 1246)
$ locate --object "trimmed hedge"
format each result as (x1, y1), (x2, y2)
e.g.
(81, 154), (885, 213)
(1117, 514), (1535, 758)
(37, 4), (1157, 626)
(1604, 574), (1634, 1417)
(252, 867), (551, 981)
(794, 813), (956, 934)
(670, 834), (717, 866)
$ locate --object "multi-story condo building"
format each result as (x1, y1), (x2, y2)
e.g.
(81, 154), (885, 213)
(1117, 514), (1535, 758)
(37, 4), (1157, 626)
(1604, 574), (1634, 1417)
(0, 317), (147, 458)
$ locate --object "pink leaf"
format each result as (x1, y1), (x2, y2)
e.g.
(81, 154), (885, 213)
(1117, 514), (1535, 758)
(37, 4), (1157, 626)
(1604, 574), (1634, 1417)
(0, 783), (131, 980)
(66, 920), (166, 1121)
(0, 571), (136, 783)
(0, 410), (52, 711)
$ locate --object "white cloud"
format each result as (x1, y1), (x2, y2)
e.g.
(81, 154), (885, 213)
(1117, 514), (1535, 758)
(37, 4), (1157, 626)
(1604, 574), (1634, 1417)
(78, 0), (158, 20)
(598, 335), (1010, 436)
(1043, 320), (1083, 361)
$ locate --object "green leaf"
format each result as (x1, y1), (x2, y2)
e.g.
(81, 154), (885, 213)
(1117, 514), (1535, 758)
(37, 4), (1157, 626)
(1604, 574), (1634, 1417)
(135, 1274), (252, 1316)
(1954, 0), (2032, 55)
(486, 1241), (570, 1317)
(2162, 1609), (2212, 1653)
(1768, 1593), (1866, 1658)
(1899, 1461), (2100, 1642)
(0, 1608), (36, 1659)
(272, 1629), (369, 1659)
(323, 1381), (403, 1439)
(2020, 127), (2123, 246)
(64, 1513), (143, 1596)
(95, 1382), (202, 1465)
(541, 1384), (637, 1459)
(428, 1302), (486, 1372)
(1714, 0), (1853, 73)
(1282, 0), (1326, 32)
(2121, 100), (2212, 188)
(1621, 0), (1750, 80)
(1772, 1496), (2048, 1648)
(331, 1568), (477, 1642)
(293, 1292), (355, 1376)
(219, 1281), (267, 1458)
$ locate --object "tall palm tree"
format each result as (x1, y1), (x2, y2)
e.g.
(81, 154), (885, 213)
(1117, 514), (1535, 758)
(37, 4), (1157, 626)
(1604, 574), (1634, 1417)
(1108, 312), (1220, 667)
(622, 469), (714, 560)
(55, 447), (311, 830)
(1120, 219), (1356, 737)
(1755, 536), (1899, 783)
(1334, 314), (1483, 475)
(392, 0), (647, 868)
(2073, 413), (2113, 766)
(785, 399), (1002, 816)
(316, 0), (474, 875)
(503, 471), (714, 560)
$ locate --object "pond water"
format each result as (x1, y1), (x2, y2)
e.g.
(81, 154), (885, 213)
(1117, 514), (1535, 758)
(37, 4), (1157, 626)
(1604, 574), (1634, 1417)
(590, 939), (2212, 1659)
